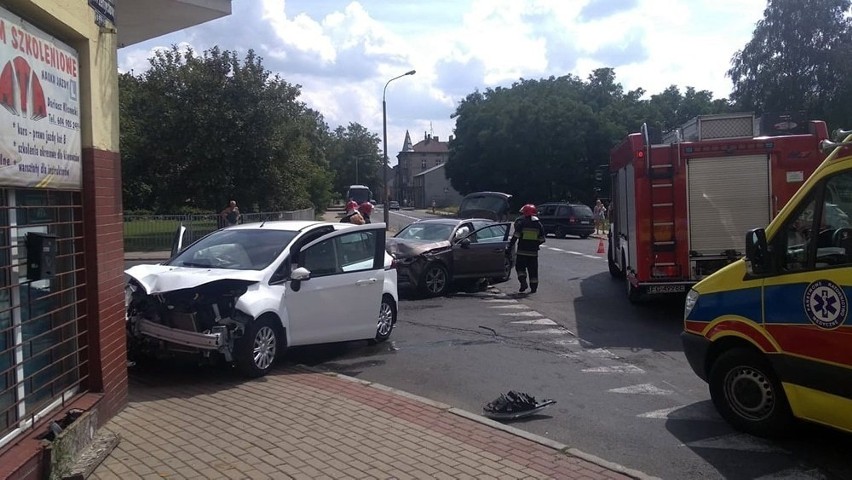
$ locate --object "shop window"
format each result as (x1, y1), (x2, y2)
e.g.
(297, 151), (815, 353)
(0, 189), (85, 447)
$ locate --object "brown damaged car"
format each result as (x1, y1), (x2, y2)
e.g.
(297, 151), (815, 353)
(386, 218), (513, 297)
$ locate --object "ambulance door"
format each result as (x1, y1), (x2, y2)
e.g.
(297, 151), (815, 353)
(762, 169), (852, 431)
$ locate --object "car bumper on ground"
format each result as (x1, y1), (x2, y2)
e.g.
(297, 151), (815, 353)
(681, 331), (711, 381)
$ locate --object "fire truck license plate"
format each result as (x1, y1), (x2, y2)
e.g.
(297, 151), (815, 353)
(647, 285), (686, 294)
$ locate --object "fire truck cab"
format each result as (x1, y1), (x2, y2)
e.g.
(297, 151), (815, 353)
(608, 113), (829, 302)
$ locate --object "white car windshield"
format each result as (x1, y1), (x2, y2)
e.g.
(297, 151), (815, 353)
(168, 229), (297, 270)
(395, 223), (455, 242)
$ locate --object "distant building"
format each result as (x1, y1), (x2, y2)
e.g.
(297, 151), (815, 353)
(412, 163), (464, 208)
(396, 131), (461, 207)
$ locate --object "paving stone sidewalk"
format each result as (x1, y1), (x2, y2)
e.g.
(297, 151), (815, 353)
(90, 365), (650, 480)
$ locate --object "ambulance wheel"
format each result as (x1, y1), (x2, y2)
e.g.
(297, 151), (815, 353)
(709, 348), (794, 438)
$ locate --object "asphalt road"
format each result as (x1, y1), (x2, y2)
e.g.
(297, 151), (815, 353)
(124, 212), (852, 479)
(294, 221), (852, 480)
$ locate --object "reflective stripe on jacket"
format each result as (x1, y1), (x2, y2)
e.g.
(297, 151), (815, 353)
(513, 216), (545, 256)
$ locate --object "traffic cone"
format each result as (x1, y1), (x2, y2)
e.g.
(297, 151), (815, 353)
(596, 237), (605, 255)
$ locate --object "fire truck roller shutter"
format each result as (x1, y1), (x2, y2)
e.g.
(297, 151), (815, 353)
(687, 155), (771, 256)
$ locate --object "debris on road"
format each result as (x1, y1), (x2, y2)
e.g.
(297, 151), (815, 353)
(483, 391), (556, 420)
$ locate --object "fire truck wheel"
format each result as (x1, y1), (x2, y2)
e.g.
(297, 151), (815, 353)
(623, 256), (641, 302)
(608, 251), (623, 279)
(708, 348), (794, 438)
(626, 277), (641, 303)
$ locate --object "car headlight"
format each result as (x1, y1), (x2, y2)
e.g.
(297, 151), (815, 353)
(684, 289), (699, 320)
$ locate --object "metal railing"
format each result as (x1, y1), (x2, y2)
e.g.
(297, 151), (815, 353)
(123, 207), (315, 252)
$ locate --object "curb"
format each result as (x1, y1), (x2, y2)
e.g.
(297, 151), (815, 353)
(303, 365), (659, 480)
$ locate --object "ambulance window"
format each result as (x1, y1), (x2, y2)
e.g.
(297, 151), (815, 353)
(815, 171), (852, 268)
(782, 196), (818, 272)
(781, 171), (852, 272)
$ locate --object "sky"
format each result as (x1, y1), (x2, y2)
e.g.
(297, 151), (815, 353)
(117, 0), (769, 160)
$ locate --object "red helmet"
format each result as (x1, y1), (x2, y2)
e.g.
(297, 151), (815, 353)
(520, 204), (537, 216)
(358, 202), (374, 215)
(346, 200), (359, 212)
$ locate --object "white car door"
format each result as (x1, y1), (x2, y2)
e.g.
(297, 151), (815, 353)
(285, 224), (386, 346)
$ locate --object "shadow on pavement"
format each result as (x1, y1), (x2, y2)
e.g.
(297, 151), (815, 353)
(126, 339), (397, 401)
(663, 402), (852, 480)
(572, 271), (686, 352)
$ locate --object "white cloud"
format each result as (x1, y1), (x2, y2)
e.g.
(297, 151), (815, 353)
(118, 0), (768, 156)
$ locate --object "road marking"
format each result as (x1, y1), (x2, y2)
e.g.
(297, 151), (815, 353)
(547, 247), (566, 252)
(387, 210), (422, 221)
(682, 433), (788, 454)
(498, 311), (542, 317)
(527, 328), (572, 335)
(558, 352), (580, 359)
(637, 404), (721, 421)
(583, 365), (645, 374)
(482, 299), (518, 303)
(609, 383), (673, 395)
(568, 251), (583, 255)
(510, 318), (558, 325)
(489, 304), (529, 309)
(585, 348), (619, 358)
(549, 338), (580, 346)
(753, 468), (827, 479)
(582, 254), (601, 260)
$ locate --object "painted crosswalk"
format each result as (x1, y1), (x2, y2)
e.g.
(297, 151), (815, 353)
(481, 293), (646, 378)
(475, 288), (836, 477)
(609, 383), (673, 395)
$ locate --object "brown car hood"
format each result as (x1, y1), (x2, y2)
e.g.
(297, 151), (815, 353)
(386, 237), (450, 257)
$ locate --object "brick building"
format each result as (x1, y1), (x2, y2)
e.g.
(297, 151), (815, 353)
(395, 130), (462, 208)
(0, 2), (231, 479)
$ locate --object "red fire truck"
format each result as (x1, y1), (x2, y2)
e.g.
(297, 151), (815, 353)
(607, 113), (829, 301)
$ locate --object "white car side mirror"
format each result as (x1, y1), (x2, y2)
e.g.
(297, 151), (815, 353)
(291, 267), (311, 281)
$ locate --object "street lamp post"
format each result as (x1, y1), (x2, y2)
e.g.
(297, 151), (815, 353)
(382, 69), (416, 225)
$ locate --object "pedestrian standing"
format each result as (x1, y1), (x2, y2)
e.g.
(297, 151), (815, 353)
(507, 204), (546, 293)
(220, 200), (241, 227)
(594, 199), (606, 234)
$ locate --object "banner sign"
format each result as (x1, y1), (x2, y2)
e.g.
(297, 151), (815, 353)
(0, 6), (82, 189)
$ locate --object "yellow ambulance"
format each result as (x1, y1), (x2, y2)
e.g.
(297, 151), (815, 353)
(682, 130), (852, 437)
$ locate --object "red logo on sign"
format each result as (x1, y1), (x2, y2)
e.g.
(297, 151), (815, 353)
(0, 56), (47, 120)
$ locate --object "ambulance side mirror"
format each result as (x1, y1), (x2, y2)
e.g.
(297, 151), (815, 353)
(745, 228), (769, 275)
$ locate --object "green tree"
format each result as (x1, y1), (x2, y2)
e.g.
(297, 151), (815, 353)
(325, 123), (382, 200)
(119, 46), (332, 213)
(728, 0), (852, 128)
(446, 69), (730, 206)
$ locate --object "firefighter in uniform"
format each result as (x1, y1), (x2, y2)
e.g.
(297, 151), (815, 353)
(508, 204), (546, 293)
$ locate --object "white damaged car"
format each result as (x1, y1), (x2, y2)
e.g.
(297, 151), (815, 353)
(125, 221), (398, 377)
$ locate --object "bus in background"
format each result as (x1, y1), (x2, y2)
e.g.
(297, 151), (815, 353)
(346, 185), (372, 205)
